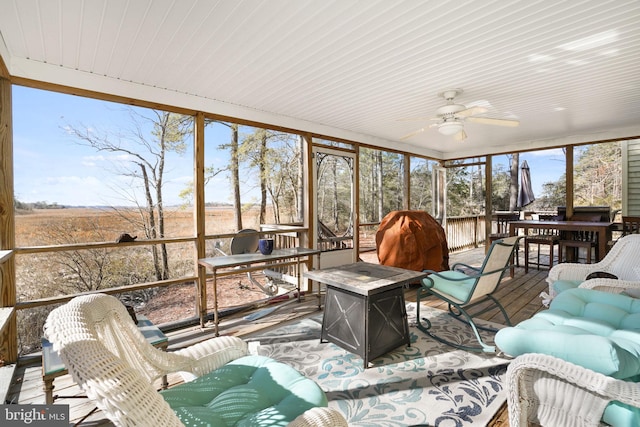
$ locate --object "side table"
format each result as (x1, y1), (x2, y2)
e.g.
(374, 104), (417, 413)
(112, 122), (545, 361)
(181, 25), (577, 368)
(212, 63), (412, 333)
(198, 247), (321, 334)
(305, 262), (426, 367)
(42, 315), (168, 404)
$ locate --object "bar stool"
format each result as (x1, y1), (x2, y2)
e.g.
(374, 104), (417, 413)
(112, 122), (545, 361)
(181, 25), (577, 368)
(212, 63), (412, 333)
(609, 215), (640, 248)
(489, 212), (520, 266)
(558, 214), (602, 263)
(524, 214), (561, 272)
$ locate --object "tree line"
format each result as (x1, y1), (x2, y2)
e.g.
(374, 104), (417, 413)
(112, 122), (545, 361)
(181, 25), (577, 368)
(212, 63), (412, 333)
(19, 108), (624, 292)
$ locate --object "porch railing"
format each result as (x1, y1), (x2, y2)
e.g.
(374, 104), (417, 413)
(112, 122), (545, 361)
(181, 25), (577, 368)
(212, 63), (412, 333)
(11, 216), (488, 357)
(445, 215), (487, 252)
(357, 214), (487, 257)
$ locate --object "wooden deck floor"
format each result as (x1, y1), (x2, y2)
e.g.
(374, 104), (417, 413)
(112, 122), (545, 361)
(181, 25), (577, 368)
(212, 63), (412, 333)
(6, 246), (553, 426)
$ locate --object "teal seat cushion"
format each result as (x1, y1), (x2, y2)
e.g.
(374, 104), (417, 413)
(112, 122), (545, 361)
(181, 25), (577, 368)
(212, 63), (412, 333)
(496, 288), (640, 378)
(422, 270), (476, 302)
(604, 401), (640, 427)
(552, 279), (583, 294)
(160, 355), (327, 427)
(496, 289), (640, 427)
(496, 322), (640, 378)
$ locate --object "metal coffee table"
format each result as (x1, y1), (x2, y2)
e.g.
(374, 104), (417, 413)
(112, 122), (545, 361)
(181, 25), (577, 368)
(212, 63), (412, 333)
(305, 262), (427, 367)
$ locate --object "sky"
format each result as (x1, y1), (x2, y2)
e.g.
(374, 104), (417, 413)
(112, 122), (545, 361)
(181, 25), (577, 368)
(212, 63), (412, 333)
(12, 85), (566, 207)
(12, 86), (235, 207)
(492, 148), (567, 197)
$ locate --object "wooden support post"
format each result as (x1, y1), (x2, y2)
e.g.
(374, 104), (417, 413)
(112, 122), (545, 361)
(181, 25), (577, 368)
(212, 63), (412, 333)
(403, 154), (410, 210)
(0, 59), (17, 363)
(485, 156), (493, 253)
(566, 146), (574, 218)
(194, 112), (207, 326)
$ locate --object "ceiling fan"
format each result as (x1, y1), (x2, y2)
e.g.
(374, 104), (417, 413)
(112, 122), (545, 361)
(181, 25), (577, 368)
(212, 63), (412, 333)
(400, 89), (519, 141)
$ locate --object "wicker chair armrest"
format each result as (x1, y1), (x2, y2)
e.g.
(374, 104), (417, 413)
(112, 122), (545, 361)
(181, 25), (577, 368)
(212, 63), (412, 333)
(62, 340), (184, 427)
(287, 407), (349, 427)
(174, 336), (249, 376)
(547, 262), (596, 284)
(507, 353), (640, 427)
(578, 278), (640, 294)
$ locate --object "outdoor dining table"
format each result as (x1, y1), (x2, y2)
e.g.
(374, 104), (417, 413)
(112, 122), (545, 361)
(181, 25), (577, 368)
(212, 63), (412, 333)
(509, 219), (613, 263)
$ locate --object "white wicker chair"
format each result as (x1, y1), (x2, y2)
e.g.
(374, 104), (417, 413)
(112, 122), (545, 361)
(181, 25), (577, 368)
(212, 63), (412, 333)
(506, 353), (640, 427)
(546, 234), (640, 299)
(44, 293), (347, 427)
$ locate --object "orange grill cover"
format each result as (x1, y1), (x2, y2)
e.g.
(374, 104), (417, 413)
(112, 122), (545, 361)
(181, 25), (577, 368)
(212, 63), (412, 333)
(375, 210), (449, 272)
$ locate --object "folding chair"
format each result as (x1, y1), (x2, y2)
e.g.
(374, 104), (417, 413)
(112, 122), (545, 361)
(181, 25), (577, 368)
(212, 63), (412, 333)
(416, 235), (523, 352)
(215, 229), (278, 296)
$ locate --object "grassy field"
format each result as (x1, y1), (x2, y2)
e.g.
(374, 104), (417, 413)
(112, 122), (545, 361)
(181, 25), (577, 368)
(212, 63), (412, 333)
(13, 206), (277, 354)
(14, 205), (270, 246)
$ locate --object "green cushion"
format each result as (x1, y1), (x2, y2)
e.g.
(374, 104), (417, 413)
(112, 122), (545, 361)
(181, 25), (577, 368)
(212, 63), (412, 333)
(604, 401), (640, 427)
(552, 279), (583, 294)
(496, 289), (640, 427)
(422, 270), (476, 302)
(161, 355), (327, 427)
(496, 289), (640, 378)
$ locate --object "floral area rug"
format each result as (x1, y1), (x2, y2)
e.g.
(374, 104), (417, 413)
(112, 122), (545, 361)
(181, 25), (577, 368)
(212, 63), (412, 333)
(245, 303), (510, 427)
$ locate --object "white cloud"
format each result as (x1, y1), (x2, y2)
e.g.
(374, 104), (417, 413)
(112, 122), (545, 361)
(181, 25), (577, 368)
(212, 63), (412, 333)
(528, 148), (564, 157)
(81, 154), (107, 167)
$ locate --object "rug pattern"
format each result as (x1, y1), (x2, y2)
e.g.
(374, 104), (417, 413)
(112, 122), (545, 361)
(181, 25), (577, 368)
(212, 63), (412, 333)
(247, 303), (510, 427)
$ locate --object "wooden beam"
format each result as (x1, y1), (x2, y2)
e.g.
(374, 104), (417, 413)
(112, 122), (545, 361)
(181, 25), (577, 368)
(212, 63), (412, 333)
(403, 154), (410, 209)
(12, 76), (197, 116)
(354, 145), (361, 255)
(194, 112), (207, 325)
(485, 156), (493, 253)
(0, 72), (17, 362)
(433, 161), (446, 223)
(303, 134), (314, 252)
(566, 146), (574, 218)
(15, 276), (198, 310)
(0, 55), (9, 80)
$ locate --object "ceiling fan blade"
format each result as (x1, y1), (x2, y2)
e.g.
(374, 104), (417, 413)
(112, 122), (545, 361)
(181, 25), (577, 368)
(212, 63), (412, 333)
(457, 106), (488, 118)
(400, 123), (440, 140)
(454, 129), (467, 141)
(400, 127), (427, 140)
(396, 116), (436, 122)
(466, 116), (520, 127)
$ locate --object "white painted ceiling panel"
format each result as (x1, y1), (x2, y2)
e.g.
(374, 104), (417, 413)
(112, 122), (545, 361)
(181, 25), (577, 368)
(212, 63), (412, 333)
(1, 0), (639, 159)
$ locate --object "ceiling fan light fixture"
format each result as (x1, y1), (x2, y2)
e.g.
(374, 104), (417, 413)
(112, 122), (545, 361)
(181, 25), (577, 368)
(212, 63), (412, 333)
(438, 120), (464, 135)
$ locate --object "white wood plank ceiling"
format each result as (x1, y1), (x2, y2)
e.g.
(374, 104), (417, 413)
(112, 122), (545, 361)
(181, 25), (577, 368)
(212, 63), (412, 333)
(1, 0), (639, 159)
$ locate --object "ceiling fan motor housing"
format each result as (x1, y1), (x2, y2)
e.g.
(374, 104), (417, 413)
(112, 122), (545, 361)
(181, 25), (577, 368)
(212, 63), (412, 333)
(436, 103), (467, 118)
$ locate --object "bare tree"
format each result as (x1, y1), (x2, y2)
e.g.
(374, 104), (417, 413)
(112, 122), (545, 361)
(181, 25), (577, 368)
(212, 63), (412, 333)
(241, 129), (304, 224)
(240, 129), (269, 224)
(65, 109), (192, 280)
(202, 122), (244, 230)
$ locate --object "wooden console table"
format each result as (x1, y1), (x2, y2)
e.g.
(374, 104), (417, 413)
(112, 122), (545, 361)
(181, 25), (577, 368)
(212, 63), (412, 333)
(305, 262), (426, 367)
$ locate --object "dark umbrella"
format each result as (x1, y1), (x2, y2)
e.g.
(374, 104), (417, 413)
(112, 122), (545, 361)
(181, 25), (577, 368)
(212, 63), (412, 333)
(517, 160), (535, 208)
